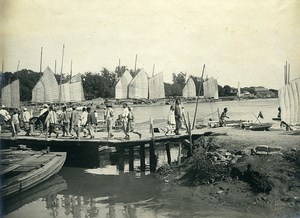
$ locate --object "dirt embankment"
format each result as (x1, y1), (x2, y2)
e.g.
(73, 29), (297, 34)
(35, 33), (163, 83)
(156, 128), (300, 217)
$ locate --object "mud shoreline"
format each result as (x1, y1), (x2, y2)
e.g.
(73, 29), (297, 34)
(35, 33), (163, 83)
(156, 127), (300, 217)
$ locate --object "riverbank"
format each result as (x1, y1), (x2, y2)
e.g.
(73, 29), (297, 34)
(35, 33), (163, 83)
(155, 127), (300, 217)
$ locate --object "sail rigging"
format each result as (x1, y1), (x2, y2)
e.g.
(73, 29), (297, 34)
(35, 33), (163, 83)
(128, 69), (149, 99)
(182, 77), (196, 98)
(278, 77), (300, 126)
(203, 77), (219, 100)
(1, 79), (20, 108)
(149, 72), (165, 99)
(32, 67), (59, 103)
(115, 70), (132, 99)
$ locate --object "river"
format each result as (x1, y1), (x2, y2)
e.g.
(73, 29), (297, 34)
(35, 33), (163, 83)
(3, 98), (281, 218)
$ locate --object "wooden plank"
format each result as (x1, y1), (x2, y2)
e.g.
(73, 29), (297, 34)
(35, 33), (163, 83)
(15, 166), (37, 172)
(0, 164), (21, 175)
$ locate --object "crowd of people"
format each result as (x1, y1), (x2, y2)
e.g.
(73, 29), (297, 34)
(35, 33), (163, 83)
(0, 100), (231, 140)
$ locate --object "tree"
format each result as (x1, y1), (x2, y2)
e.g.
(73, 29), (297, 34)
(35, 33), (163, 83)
(115, 66), (128, 78)
(172, 72), (186, 89)
(129, 68), (141, 78)
(223, 85), (232, 96)
(101, 67), (118, 98)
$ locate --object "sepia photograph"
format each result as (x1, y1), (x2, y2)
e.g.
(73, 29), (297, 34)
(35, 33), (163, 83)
(0, 0), (299, 217)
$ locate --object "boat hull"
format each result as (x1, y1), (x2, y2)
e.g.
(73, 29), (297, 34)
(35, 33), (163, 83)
(1, 151), (66, 198)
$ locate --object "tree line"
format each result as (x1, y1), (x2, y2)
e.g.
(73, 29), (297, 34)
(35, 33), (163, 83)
(0, 67), (277, 102)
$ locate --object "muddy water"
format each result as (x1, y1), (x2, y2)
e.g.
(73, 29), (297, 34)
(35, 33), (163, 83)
(3, 99), (281, 217)
(3, 147), (260, 218)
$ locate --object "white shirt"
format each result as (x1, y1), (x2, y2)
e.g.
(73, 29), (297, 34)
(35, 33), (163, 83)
(80, 111), (88, 125)
(122, 107), (129, 121)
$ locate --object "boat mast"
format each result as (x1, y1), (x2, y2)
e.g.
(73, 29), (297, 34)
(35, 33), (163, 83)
(39, 47), (43, 73)
(134, 54), (137, 72)
(54, 60), (57, 74)
(192, 64), (205, 130)
(16, 60), (20, 72)
(69, 60), (72, 84)
(152, 64), (155, 77)
(1, 59), (3, 73)
(59, 44), (65, 108)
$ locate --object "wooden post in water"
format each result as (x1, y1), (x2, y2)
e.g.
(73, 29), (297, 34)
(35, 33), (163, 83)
(129, 146), (134, 171)
(165, 142), (171, 165)
(139, 144), (146, 171)
(149, 141), (156, 173)
(119, 147), (125, 171)
(178, 142), (182, 164)
(149, 117), (156, 173)
(45, 121), (49, 139)
(187, 112), (193, 155)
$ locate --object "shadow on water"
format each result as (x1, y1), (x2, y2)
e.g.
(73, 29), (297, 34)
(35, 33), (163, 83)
(2, 144), (182, 218)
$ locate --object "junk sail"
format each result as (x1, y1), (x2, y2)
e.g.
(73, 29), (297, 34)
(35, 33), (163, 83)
(278, 77), (300, 126)
(149, 72), (165, 99)
(182, 77), (196, 98)
(61, 74), (84, 103)
(32, 67), (59, 103)
(128, 69), (149, 99)
(115, 70), (132, 99)
(1, 79), (20, 108)
(203, 77), (219, 100)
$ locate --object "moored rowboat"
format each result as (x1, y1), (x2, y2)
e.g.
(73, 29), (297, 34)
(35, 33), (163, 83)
(0, 147), (66, 198)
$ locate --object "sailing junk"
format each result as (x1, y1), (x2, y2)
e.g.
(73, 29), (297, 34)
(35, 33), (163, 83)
(203, 77), (219, 100)
(1, 79), (20, 108)
(32, 67), (84, 103)
(32, 67), (59, 103)
(182, 77), (196, 98)
(115, 70), (132, 99)
(128, 69), (149, 99)
(61, 73), (85, 102)
(149, 72), (165, 99)
(278, 77), (300, 127)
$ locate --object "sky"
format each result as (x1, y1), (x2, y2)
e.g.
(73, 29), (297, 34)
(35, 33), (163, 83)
(1, 0), (299, 89)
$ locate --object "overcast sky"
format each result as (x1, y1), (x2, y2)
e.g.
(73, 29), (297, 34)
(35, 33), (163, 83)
(1, 0), (299, 89)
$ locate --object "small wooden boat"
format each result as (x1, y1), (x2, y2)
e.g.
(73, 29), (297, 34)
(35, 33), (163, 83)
(241, 122), (273, 131)
(0, 147), (66, 198)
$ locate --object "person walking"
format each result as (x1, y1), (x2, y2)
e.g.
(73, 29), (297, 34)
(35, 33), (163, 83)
(121, 103), (130, 140)
(105, 102), (114, 139)
(174, 98), (182, 135)
(127, 106), (142, 138)
(166, 105), (176, 135)
(11, 109), (20, 139)
(45, 105), (59, 138)
(70, 105), (80, 139)
(86, 107), (97, 139)
(80, 107), (88, 137)
(22, 107), (31, 136)
(61, 106), (70, 137)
